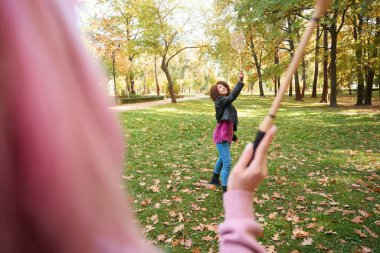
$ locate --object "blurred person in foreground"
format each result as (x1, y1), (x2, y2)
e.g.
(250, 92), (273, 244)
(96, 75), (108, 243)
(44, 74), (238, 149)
(0, 1), (276, 252)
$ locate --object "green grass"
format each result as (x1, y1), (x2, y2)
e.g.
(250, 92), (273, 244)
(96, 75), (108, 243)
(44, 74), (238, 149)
(119, 95), (380, 253)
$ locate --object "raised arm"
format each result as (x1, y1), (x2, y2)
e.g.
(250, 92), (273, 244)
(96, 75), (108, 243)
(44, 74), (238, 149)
(216, 72), (245, 107)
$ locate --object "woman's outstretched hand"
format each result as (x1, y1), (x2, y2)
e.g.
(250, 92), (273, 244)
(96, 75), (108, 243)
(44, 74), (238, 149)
(238, 71), (244, 81)
(228, 126), (276, 192)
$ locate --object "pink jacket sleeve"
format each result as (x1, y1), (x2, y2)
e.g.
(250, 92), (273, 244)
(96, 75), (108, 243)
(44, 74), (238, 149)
(219, 191), (266, 253)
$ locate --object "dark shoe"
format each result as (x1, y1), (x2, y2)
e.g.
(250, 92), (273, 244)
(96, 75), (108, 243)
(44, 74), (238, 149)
(210, 177), (221, 186)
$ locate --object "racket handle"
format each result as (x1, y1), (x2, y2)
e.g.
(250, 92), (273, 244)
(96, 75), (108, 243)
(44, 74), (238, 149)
(250, 114), (274, 162)
(251, 130), (266, 161)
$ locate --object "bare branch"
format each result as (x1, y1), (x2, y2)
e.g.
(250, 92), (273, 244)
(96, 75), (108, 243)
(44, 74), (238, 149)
(166, 46), (201, 64)
(166, 31), (179, 48)
(337, 4), (351, 33)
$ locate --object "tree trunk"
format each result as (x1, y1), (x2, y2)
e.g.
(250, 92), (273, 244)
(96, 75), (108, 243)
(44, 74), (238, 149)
(130, 79), (136, 95)
(289, 38), (302, 100)
(143, 65), (147, 95)
(294, 70), (302, 101)
(354, 14), (365, 106)
(249, 34), (265, 97)
(154, 55), (160, 96)
(274, 48), (279, 96)
(112, 52), (117, 99)
(125, 76), (130, 96)
(301, 57), (307, 98)
(274, 78), (278, 95)
(129, 57), (136, 94)
(161, 63), (176, 103)
(329, 25), (338, 107)
(378, 72), (380, 101)
(258, 75), (264, 96)
(364, 17), (380, 105)
(311, 24), (320, 98)
(365, 67), (374, 105)
(320, 27), (328, 103)
(251, 48), (265, 97)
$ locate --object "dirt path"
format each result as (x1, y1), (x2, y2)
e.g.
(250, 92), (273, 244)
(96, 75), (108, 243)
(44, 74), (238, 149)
(110, 94), (208, 112)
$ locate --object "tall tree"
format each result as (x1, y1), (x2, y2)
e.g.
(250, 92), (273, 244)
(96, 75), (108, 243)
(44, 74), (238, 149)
(323, 0), (351, 107)
(154, 55), (160, 95)
(353, 11), (365, 105)
(301, 57), (307, 98)
(320, 26), (329, 103)
(287, 16), (302, 100)
(311, 24), (321, 98)
(248, 28), (265, 96)
(141, 0), (202, 103)
(364, 16), (380, 105)
(90, 0), (146, 95)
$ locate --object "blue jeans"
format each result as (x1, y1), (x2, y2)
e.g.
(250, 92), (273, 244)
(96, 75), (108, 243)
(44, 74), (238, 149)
(214, 142), (231, 186)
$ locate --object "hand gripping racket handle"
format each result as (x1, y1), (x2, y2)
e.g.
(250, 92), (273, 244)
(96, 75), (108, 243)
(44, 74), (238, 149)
(250, 114), (274, 161)
(252, 130), (266, 158)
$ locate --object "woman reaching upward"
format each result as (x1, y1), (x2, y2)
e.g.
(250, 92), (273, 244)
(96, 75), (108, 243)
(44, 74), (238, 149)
(209, 72), (245, 194)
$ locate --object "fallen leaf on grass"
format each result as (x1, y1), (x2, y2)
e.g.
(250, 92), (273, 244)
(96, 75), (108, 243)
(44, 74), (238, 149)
(192, 247), (201, 253)
(202, 235), (213, 241)
(301, 237), (313, 246)
(269, 212), (278, 219)
(307, 223), (317, 229)
(272, 233), (280, 241)
(351, 216), (365, 224)
(164, 237), (173, 244)
(296, 196), (305, 202)
(177, 212), (184, 222)
(207, 248), (215, 253)
(150, 214), (158, 224)
(292, 227), (309, 239)
(191, 203), (201, 211)
(181, 188), (192, 193)
(325, 230), (337, 235)
(366, 196), (375, 201)
(144, 225), (155, 233)
(317, 226), (325, 232)
(355, 229), (368, 238)
(172, 239), (181, 247)
(265, 245), (276, 253)
(184, 239), (193, 248)
(363, 226), (378, 238)
(360, 246), (373, 253)
(172, 195), (183, 202)
(157, 234), (166, 241)
(359, 210), (371, 218)
(173, 224), (184, 233)
(140, 198), (152, 207)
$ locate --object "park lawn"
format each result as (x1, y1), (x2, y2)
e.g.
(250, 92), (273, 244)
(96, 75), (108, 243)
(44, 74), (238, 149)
(119, 95), (380, 253)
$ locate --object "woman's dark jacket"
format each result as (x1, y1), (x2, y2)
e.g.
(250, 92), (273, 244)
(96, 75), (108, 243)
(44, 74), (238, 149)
(214, 81), (244, 131)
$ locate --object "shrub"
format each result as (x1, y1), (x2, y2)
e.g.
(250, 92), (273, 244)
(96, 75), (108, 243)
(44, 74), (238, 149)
(119, 95), (165, 104)
(163, 83), (181, 97)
